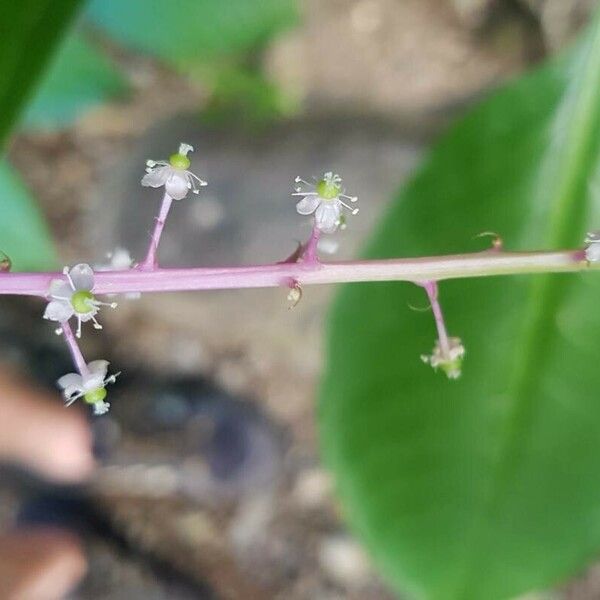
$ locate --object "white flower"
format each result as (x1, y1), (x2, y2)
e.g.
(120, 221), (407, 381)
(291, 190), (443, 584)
(294, 172), (358, 234)
(585, 231), (600, 262)
(57, 360), (119, 415)
(95, 248), (141, 300)
(43, 264), (117, 338)
(141, 142), (207, 200)
(421, 337), (465, 380)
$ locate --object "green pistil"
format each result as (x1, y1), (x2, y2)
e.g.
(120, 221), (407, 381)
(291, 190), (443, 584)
(71, 290), (95, 314)
(84, 387), (107, 404)
(169, 153), (190, 170)
(316, 178), (341, 200)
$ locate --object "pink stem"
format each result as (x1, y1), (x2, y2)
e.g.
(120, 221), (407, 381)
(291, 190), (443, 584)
(420, 281), (451, 357)
(140, 192), (173, 270)
(62, 321), (89, 376)
(0, 249), (587, 298)
(302, 225), (321, 263)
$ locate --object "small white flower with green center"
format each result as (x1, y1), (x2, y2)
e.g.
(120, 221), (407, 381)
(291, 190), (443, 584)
(95, 248), (141, 300)
(44, 264), (117, 338)
(57, 360), (119, 415)
(421, 337), (465, 380)
(141, 143), (207, 200)
(294, 172), (358, 234)
(585, 231), (600, 262)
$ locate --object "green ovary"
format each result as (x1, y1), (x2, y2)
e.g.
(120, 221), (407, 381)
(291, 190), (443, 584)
(84, 387), (107, 405)
(169, 153), (190, 170)
(71, 290), (95, 314)
(316, 178), (340, 200)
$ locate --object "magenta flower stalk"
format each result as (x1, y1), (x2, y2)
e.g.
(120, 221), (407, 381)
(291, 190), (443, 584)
(0, 249), (590, 299)
(61, 320), (89, 377)
(301, 225), (322, 263)
(140, 191), (173, 270)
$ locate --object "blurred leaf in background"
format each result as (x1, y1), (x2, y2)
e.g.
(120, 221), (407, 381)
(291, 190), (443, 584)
(320, 10), (600, 600)
(21, 33), (127, 130)
(86, 0), (297, 66)
(0, 163), (58, 271)
(200, 64), (298, 128)
(86, 0), (298, 126)
(0, 1), (82, 270)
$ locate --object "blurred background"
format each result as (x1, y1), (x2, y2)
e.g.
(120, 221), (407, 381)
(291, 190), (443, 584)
(0, 0), (598, 598)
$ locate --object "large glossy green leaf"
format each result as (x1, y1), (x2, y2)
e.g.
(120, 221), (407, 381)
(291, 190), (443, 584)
(21, 33), (127, 129)
(86, 0), (297, 66)
(320, 13), (600, 600)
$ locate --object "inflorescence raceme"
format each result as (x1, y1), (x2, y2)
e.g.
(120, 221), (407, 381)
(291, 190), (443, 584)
(1, 142), (599, 414)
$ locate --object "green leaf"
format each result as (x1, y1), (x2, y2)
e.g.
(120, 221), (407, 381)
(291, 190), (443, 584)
(21, 33), (127, 129)
(85, 0), (298, 66)
(0, 0), (81, 150)
(200, 65), (297, 128)
(0, 161), (57, 271)
(320, 13), (600, 600)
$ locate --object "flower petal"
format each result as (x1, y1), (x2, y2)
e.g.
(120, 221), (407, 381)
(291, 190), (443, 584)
(110, 248), (133, 269)
(58, 373), (85, 400)
(57, 373), (83, 391)
(49, 279), (72, 298)
(166, 172), (190, 200)
(295, 195), (320, 215)
(141, 166), (170, 188)
(315, 202), (341, 233)
(83, 373), (105, 391)
(44, 299), (74, 322)
(87, 360), (109, 377)
(69, 264), (94, 291)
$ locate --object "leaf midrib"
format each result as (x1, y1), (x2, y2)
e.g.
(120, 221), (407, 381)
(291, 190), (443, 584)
(455, 13), (600, 598)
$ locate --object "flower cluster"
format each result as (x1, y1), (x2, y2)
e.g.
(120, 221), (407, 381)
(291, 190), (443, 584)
(46, 142), (209, 415)
(38, 142), (467, 413)
(294, 172), (358, 234)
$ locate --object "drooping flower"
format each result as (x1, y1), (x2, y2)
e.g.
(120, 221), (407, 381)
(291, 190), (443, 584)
(141, 143), (207, 200)
(44, 264), (117, 338)
(421, 337), (465, 380)
(294, 172), (358, 234)
(585, 231), (600, 262)
(57, 360), (119, 415)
